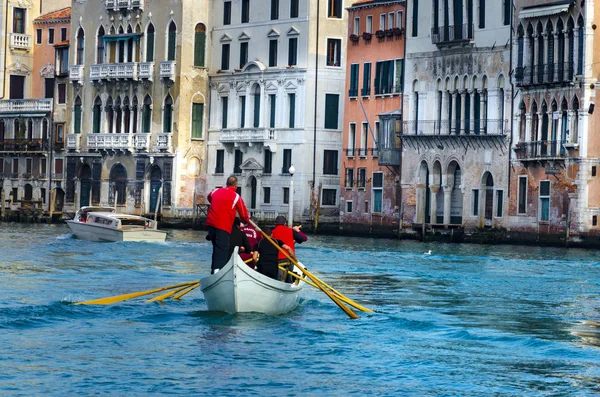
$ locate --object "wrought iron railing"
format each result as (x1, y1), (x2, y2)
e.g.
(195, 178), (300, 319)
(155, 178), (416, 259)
(402, 119), (507, 136)
(431, 24), (474, 45)
(0, 139), (49, 152)
(514, 140), (570, 160)
(515, 62), (575, 86)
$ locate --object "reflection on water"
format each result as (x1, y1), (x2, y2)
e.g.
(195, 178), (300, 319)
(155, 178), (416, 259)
(0, 223), (600, 395)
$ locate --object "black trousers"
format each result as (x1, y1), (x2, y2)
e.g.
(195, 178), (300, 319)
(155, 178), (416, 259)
(208, 226), (230, 273)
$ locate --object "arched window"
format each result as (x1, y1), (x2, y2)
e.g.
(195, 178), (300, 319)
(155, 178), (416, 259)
(531, 101), (538, 142)
(106, 97), (114, 134)
(516, 25), (524, 72)
(577, 16), (584, 75)
(572, 97), (579, 144)
(252, 84), (260, 128)
(109, 164), (127, 205)
(546, 22), (554, 83)
(163, 94), (173, 133)
(118, 26), (125, 63)
(191, 96), (204, 139)
(93, 97), (102, 134)
(536, 22), (544, 84)
(27, 119), (33, 141)
(557, 19), (565, 81)
(74, 96), (82, 134)
(194, 23), (206, 67)
(146, 23), (155, 62)
(132, 96), (138, 133)
(518, 101), (526, 141)
(77, 28), (85, 65)
(97, 26), (105, 64)
(109, 26), (116, 63)
(567, 18), (575, 79)
(123, 96), (130, 134)
(127, 25), (134, 63)
(167, 21), (176, 61)
(42, 119), (48, 140)
(142, 95), (152, 133)
(115, 97), (122, 134)
(527, 23), (534, 82)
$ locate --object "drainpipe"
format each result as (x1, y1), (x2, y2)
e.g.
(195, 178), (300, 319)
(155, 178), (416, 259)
(312, 0), (320, 214)
(507, 0), (514, 219)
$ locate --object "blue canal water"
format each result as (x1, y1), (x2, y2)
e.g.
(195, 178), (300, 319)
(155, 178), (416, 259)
(1, 224), (599, 396)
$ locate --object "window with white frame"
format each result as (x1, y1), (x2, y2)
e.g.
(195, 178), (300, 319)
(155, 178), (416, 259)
(472, 189), (479, 216)
(397, 11), (403, 29)
(366, 15), (373, 33)
(539, 180), (550, 221)
(345, 168), (354, 189)
(48, 28), (55, 44)
(358, 168), (366, 189)
(380, 14), (386, 30)
(36, 29), (42, 44)
(263, 187), (271, 203)
(518, 175), (527, 214)
(495, 190), (503, 218)
(321, 188), (337, 206)
(326, 39), (341, 67)
(353, 17), (360, 35)
(372, 172), (383, 213)
(283, 187), (289, 204)
(388, 13), (395, 29)
(346, 200), (353, 213)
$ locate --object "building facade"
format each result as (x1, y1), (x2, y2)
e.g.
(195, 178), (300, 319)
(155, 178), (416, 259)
(0, 0), (69, 215)
(206, 0), (351, 223)
(400, 0), (511, 236)
(66, 0), (210, 217)
(510, 0), (600, 242)
(339, 0), (405, 234)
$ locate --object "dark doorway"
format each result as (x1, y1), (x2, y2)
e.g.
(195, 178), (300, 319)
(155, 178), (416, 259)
(149, 165), (162, 213)
(249, 176), (257, 209)
(109, 164), (127, 205)
(80, 164), (92, 207)
(484, 173), (494, 226)
(9, 75), (25, 99)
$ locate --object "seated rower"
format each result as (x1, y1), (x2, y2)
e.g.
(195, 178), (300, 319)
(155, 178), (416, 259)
(228, 218), (252, 262)
(252, 227), (294, 281)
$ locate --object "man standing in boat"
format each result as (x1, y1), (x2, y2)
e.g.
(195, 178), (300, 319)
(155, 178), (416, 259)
(271, 215), (307, 282)
(206, 176), (250, 274)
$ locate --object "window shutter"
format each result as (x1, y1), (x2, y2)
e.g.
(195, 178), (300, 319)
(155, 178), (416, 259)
(289, 94), (295, 128)
(253, 94), (260, 127)
(324, 94), (339, 129)
(269, 95), (276, 128)
(374, 62), (382, 94)
(192, 103), (204, 138)
(194, 32), (206, 67)
(146, 30), (154, 62)
(168, 29), (176, 61)
(74, 105), (82, 134)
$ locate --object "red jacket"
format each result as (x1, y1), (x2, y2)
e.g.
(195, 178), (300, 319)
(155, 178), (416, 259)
(271, 225), (307, 260)
(206, 186), (249, 233)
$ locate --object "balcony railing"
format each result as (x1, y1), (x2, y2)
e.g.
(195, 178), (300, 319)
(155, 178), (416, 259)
(87, 134), (132, 151)
(10, 33), (31, 51)
(0, 139), (49, 152)
(155, 133), (172, 151)
(344, 178), (354, 189)
(0, 99), (53, 113)
(515, 63), (575, 87)
(69, 65), (84, 83)
(90, 63), (138, 81)
(106, 0), (144, 10)
(134, 134), (150, 151)
(66, 134), (80, 151)
(431, 24), (474, 45)
(345, 148), (355, 158)
(514, 140), (572, 161)
(357, 148), (368, 157)
(402, 119), (507, 136)
(368, 147), (379, 158)
(138, 62), (154, 80)
(348, 89), (358, 97)
(220, 128), (276, 143)
(159, 61), (176, 80)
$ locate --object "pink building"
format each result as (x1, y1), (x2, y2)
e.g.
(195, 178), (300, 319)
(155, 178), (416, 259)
(340, 0), (405, 235)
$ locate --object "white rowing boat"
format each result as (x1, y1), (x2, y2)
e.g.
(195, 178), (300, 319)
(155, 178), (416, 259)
(200, 247), (303, 315)
(66, 206), (167, 242)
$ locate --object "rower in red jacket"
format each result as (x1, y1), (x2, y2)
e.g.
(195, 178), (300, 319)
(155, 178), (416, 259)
(271, 215), (307, 282)
(206, 176), (249, 273)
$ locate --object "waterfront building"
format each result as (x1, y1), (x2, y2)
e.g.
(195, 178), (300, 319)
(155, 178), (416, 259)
(509, 0), (600, 241)
(400, 0), (511, 235)
(339, 0), (405, 234)
(66, 0), (210, 217)
(206, 0), (351, 223)
(0, 0), (70, 214)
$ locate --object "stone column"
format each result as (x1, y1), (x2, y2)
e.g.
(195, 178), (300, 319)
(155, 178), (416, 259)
(468, 90), (475, 134)
(543, 32), (549, 83)
(460, 90), (466, 135)
(574, 28), (580, 74)
(553, 32), (560, 81)
(443, 186), (452, 225)
(451, 91), (458, 134)
(430, 185), (440, 224)
(525, 113), (532, 142)
(416, 184), (426, 224)
(532, 34), (539, 79)
(439, 90), (445, 134)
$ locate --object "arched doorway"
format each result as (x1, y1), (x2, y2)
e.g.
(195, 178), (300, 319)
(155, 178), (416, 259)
(149, 165), (162, 213)
(79, 164), (92, 207)
(24, 184), (32, 201)
(417, 161), (429, 224)
(54, 188), (65, 212)
(448, 161), (463, 225)
(432, 161), (443, 224)
(248, 175), (257, 210)
(482, 172), (494, 227)
(109, 164), (127, 205)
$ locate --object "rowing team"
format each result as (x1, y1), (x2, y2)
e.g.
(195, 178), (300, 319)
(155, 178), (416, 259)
(205, 175), (307, 282)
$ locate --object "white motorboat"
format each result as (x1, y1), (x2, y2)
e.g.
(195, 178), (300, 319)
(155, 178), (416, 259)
(66, 206), (167, 242)
(200, 247), (304, 315)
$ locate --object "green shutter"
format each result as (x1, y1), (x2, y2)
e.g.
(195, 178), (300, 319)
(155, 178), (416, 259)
(240, 96), (246, 128)
(194, 32), (206, 67)
(222, 97), (228, 129)
(168, 29), (176, 61)
(374, 62), (382, 94)
(192, 103), (204, 138)
(74, 105), (82, 134)
(146, 30), (154, 62)
(93, 105), (100, 133)
(163, 104), (172, 133)
(269, 94), (276, 128)
(412, 0), (419, 37)
(143, 105), (151, 133)
(253, 94), (260, 128)
(325, 94), (339, 130)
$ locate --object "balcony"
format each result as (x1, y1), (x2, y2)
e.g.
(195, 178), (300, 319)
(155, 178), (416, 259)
(402, 119), (507, 136)
(69, 65), (84, 83)
(66, 134), (80, 151)
(357, 148), (367, 157)
(138, 62), (154, 81)
(345, 148), (355, 158)
(87, 134), (132, 151)
(133, 134), (150, 151)
(514, 140), (575, 161)
(0, 99), (53, 114)
(431, 24), (474, 45)
(90, 63), (138, 81)
(220, 128), (276, 143)
(10, 33), (31, 51)
(515, 63), (575, 87)
(0, 139), (49, 153)
(155, 133), (172, 152)
(368, 147), (379, 158)
(159, 61), (176, 81)
(106, 0), (144, 10)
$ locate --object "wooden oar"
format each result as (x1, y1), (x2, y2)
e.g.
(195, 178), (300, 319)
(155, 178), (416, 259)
(249, 220), (359, 319)
(75, 280), (200, 305)
(280, 266), (372, 313)
(146, 284), (194, 302)
(172, 282), (200, 299)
